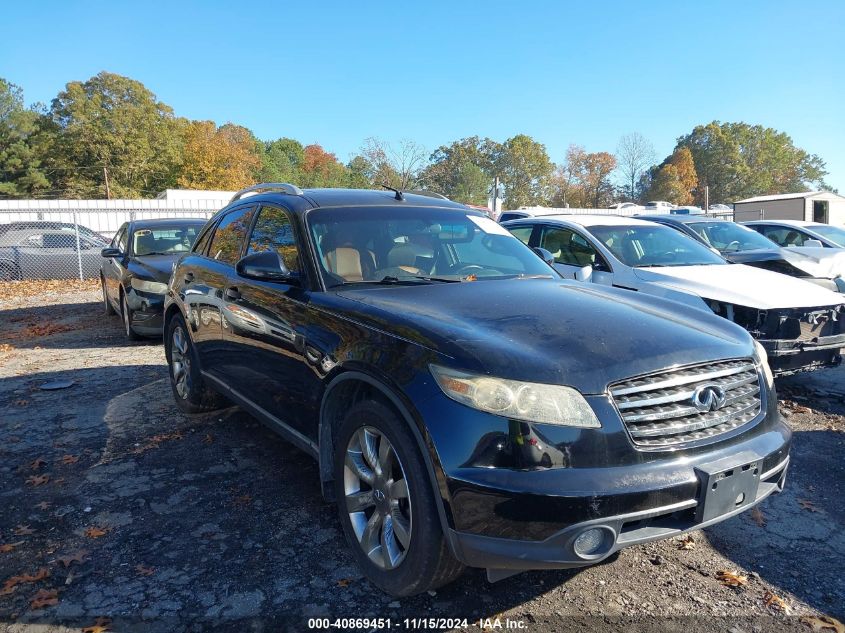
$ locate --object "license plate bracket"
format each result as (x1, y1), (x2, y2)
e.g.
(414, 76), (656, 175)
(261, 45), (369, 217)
(695, 455), (761, 523)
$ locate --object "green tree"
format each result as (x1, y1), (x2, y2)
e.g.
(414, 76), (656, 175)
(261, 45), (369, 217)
(0, 79), (53, 198)
(345, 155), (375, 189)
(494, 134), (553, 208)
(421, 136), (500, 198)
(675, 121), (828, 205)
(259, 137), (304, 184)
(49, 71), (182, 197)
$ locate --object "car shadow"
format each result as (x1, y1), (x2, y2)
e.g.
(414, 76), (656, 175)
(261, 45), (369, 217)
(705, 427), (845, 620)
(0, 300), (160, 350)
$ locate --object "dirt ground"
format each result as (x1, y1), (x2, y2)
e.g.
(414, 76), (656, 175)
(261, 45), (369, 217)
(0, 283), (843, 633)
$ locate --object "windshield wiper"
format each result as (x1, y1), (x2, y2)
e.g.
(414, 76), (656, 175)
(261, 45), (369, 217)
(138, 251), (172, 256)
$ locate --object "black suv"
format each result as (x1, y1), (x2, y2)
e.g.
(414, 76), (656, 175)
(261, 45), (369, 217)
(164, 184), (790, 596)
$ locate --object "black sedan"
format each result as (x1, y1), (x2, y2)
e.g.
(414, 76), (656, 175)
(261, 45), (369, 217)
(639, 214), (845, 293)
(100, 218), (206, 339)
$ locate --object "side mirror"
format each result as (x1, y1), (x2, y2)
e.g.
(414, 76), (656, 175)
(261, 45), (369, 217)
(574, 265), (593, 282)
(101, 247), (122, 258)
(532, 247), (555, 266)
(804, 239), (824, 248)
(236, 251), (297, 283)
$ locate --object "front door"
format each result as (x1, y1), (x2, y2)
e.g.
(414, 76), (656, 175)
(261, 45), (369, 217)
(537, 226), (613, 284)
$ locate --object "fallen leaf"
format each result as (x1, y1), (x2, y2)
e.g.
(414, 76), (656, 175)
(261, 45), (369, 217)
(82, 617), (112, 633)
(26, 474), (50, 486)
(0, 567), (50, 595)
(0, 343), (14, 353)
(29, 588), (59, 609)
(677, 534), (695, 550)
(135, 564), (155, 576)
(715, 570), (747, 587)
(35, 501), (50, 510)
(13, 525), (34, 536)
(336, 578), (353, 587)
(57, 550), (89, 568)
(802, 616), (845, 633)
(60, 454), (79, 465)
(28, 457), (47, 471)
(0, 541), (24, 553)
(751, 506), (767, 527)
(798, 499), (819, 512)
(84, 527), (108, 539)
(203, 433), (214, 444)
(764, 590), (792, 614)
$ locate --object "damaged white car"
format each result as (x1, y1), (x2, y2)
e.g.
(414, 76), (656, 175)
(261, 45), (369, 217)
(503, 215), (845, 375)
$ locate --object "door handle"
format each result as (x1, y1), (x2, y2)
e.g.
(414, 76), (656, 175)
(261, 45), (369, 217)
(225, 286), (241, 300)
(183, 272), (194, 284)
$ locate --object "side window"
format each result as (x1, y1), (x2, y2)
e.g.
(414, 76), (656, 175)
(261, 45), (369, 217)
(499, 212), (527, 223)
(507, 226), (533, 245)
(118, 227), (128, 252)
(192, 222), (215, 256)
(540, 227), (610, 271)
(247, 205), (300, 273)
(111, 225), (127, 250)
(207, 206), (256, 265)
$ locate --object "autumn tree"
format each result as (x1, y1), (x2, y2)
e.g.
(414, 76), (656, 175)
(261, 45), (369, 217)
(616, 132), (655, 202)
(0, 78), (53, 198)
(644, 147), (698, 205)
(49, 72), (182, 197)
(299, 144), (347, 188)
(177, 121), (262, 190)
(676, 121), (828, 205)
(551, 145), (617, 208)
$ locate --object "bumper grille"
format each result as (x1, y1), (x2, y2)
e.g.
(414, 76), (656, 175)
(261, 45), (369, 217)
(610, 359), (762, 448)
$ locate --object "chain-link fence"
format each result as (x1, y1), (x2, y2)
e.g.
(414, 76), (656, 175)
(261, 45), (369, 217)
(0, 202), (223, 280)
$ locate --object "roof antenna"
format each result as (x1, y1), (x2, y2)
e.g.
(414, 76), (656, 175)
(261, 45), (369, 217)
(381, 184), (404, 201)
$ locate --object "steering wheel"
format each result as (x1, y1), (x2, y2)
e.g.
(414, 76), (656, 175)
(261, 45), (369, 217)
(726, 240), (741, 251)
(452, 264), (486, 276)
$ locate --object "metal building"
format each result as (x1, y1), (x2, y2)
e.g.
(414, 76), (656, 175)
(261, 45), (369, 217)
(733, 191), (845, 225)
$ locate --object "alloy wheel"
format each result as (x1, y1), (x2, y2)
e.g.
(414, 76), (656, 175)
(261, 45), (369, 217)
(344, 426), (412, 570)
(170, 325), (192, 399)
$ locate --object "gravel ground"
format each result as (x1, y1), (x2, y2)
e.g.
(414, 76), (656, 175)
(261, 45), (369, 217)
(0, 284), (843, 633)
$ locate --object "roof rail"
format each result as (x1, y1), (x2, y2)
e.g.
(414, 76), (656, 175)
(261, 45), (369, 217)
(405, 189), (449, 200)
(230, 183), (304, 203)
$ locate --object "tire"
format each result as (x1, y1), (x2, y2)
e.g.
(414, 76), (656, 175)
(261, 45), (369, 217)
(165, 313), (226, 413)
(333, 399), (464, 596)
(102, 277), (116, 315)
(121, 291), (142, 341)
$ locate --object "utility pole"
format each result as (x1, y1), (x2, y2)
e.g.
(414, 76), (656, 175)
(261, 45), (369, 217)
(103, 166), (112, 200)
(704, 185), (709, 212)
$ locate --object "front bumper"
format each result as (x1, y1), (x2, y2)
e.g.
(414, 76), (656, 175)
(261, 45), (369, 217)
(448, 454), (788, 572)
(125, 288), (165, 336)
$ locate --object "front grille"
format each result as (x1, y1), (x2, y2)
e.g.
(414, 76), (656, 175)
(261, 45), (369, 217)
(610, 359), (762, 448)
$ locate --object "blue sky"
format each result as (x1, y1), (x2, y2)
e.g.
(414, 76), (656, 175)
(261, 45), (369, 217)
(2, 0), (844, 196)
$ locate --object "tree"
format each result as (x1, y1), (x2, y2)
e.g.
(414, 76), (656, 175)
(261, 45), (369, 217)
(357, 137), (427, 190)
(177, 121), (262, 190)
(644, 147), (698, 205)
(675, 121), (829, 205)
(616, 132), (655, 202)
(259, 137), (304, 184)
(49, 72), (182, 197)
(345, 155), (375, 189)
(421, 136), (500, 199)
(494, 134), (554, 209)
(0, 79), (53, 198)
(550, 145), (616, 208)
(299, 144), (346, 188)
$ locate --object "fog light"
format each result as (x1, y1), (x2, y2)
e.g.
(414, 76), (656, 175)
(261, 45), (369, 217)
(573, 527), (612, 558)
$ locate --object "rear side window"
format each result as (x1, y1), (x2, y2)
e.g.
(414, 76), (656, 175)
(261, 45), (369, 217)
(208, 206), (256, 265)
(499, 212), (528, 223)
(507, 225), (533, 245)
(192, 223), (215, 256)
(247, 205), (300, 273)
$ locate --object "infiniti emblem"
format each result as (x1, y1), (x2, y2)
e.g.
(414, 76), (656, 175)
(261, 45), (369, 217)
(691, 384), (727, 412)
(373, 489), (386, 502)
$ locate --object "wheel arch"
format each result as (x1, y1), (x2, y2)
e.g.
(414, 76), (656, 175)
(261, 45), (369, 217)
(319, 371), (458, 542)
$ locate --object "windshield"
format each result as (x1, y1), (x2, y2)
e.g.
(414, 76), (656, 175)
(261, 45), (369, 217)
(132, 224), (202, 255)
(686, 221), (777, 252)
(588, 224), (727, 267)
(810, 224), (845, 247)
(307, 207), (557, 287)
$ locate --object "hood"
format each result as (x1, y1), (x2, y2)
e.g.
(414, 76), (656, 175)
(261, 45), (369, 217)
(782, 247), (845, 279)
(721, 248), (783, 265)
(129, 255), (179, 282)
(331, 279), (754, 394)
(634, 263), (843, 309)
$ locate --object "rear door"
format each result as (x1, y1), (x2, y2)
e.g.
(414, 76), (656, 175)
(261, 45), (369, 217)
(218, 204), (322, 441)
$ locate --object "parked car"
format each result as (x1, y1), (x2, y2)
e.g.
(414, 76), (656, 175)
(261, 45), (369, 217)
(743, 219), (845, 249)
(639, 215), (845, 293)
(608, 202), (643, 211)
(0, 224), (109, 280)
(644, 201), (674, 211)
(100, 218), (206, 340)
(163, 184), (790, 596)
(0, 220), (107, 242)
(502, 214), (845, 375)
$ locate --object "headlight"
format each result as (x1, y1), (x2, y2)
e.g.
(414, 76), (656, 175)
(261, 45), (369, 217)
(130, 278), (168, 294)
(753, 341), (774, 389)
(430, 365), (601, 428)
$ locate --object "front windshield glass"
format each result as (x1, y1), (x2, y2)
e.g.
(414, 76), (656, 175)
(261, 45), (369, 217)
(687, 221), (777, 252)
(810, 225), (845, 247)
(307, 207), (557, 287)
(588, 224), (727, 267)
(132, 224), (202, 255)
